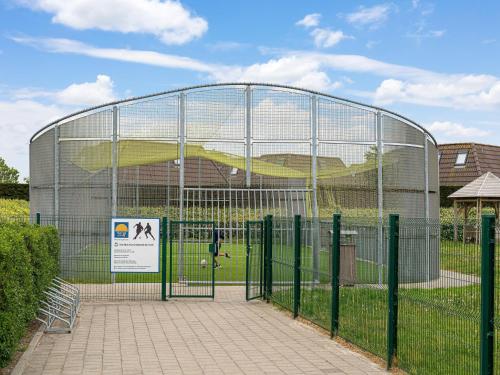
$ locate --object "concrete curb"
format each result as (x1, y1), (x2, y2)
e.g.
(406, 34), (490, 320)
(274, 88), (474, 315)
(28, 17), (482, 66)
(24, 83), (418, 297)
(10, 325), (45, 375)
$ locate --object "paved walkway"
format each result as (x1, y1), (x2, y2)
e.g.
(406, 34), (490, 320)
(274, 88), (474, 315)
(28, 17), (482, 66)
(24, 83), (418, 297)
(22, 288), (384, 375)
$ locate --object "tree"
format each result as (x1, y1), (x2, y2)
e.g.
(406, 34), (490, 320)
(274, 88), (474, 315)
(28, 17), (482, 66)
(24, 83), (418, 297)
(0, 158), (19, 183)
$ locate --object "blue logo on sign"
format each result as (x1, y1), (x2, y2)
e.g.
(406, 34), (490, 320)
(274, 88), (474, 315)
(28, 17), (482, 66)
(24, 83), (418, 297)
(114, 222), (129, 238)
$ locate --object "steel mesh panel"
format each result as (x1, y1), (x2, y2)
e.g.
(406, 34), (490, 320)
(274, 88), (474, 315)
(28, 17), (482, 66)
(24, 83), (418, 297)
(117, 138), (179, 216)
(398, 219), (479, 374)
(30, 129), (54, 187)
(299, 218), (332, 330)
(383, 116), (425, 145)
(251, 143), (311, 188)
(383, 145), (425, 191)
(383, 144), (425, 218)
(29, 187), (54, 217)
(318, 98), (376, 142)
(252, 89), (311, 141)
(186, 88), (245, 140)
(59, 110), (112, 138)
(59, 140), (112, 186)
(184, 141), (246, 188)
(119, 95), (178, 138)
(271, 217), (295, 310)
(59, 140), (111, 216)
(317, 143), (377, 216)
(384, 191), (425, 218)
(338, 220), (388, 359)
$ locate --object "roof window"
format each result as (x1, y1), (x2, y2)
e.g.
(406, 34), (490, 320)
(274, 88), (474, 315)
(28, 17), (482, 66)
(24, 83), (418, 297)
(455, 151), (468, 167)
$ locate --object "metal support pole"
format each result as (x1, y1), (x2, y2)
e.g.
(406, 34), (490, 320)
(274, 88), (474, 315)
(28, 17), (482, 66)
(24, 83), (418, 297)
(54, 124), (60, 228)
(245, 85), (252, 188)
(387, 214), (399, 370)
(376, 111), (384, 286)
(293, 215), (301, 318)
(111, 106), (118, 284)
(424, 136), (430, 281)
(311, 95), (320, 283)
(111, 106), (118, 217)
(161, 217), (168, 301)
(178, 93), (186, 280)
(331, 214), (341, 337)
(480, 214), (496, 375)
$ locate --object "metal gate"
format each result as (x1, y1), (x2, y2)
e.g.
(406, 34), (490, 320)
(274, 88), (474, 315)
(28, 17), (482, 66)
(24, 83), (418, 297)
(169, 220), (215, 298)
(183, 188), (310, 284)
(245, 220), (264, 300)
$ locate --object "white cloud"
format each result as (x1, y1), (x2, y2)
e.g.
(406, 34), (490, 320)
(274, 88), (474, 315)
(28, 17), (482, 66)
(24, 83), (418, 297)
(373, 75), (500, 110)
(311, 28), (352, 48)
(407, 20), (445, 41)
(0, 99), (64, 179)
(345, 4), (393, 28)
(426, 121), (492, 141)
(16, 0), (208, 45)
(11, 36), (217, 72)
(296, 13), (321, 28)
(12, 36), (500, 110)
(55, 75), (115, 105)
(205, 41), (248, 52)
(13, 75), (117, 106)
(212, 55), (341, 92)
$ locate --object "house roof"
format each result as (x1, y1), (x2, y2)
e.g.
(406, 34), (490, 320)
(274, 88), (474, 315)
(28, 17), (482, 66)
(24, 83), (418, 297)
(438, 143), (500, 187)
(449, 172), (500, 199)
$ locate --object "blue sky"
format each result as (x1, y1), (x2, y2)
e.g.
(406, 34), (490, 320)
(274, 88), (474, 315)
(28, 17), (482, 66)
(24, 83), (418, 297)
(1, 0), (500, 178)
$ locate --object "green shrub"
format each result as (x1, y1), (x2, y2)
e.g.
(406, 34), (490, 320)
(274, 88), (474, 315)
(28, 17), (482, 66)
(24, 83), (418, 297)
(0, 222), (59, 367)
(0, 199), (29, 218)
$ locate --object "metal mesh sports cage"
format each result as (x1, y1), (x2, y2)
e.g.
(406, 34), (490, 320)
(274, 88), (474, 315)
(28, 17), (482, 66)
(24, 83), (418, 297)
(30, 83), (439, 284)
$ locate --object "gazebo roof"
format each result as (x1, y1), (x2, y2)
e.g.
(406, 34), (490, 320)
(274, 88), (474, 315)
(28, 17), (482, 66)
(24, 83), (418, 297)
(449, 172), (500, 199)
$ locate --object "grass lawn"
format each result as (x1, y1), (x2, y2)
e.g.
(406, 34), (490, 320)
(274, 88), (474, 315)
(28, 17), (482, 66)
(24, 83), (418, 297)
(275, 284), (481, 375)
(439, 240), (481, 276)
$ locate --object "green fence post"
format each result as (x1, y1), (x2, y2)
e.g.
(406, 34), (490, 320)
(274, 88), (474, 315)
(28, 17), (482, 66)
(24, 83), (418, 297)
(293, 215), (302, 318)
(264, 215), (273, 301)
(331, 214), (341, 338)
(245, 220), (250, 301)
(169, 220), (173, 298)
(387, 214), (399, 370)
(36, 212), (41, 225)
(259, 220), (264, 299)
(480, 214), (496, 375)
(161, 217), (168, 301)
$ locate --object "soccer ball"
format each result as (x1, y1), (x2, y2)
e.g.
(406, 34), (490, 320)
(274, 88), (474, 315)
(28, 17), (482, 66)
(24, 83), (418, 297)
(200, 259), (207, 268)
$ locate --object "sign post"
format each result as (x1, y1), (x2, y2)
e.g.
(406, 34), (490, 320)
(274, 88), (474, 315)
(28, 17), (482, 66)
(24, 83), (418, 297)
(111, 218), (160, 273)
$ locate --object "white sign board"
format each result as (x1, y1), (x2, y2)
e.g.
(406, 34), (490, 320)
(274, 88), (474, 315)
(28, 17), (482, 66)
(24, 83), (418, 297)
(110, 218), (160, 273)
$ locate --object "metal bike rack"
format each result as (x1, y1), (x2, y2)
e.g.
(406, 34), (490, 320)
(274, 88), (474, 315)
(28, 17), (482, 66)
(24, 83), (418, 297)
(37, 277), (80, 333)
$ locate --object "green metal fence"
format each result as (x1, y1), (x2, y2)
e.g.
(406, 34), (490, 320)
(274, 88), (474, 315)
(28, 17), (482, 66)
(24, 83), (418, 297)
(4, 211), (500, 373)
(245, 220), (264, 301)
(256, 213), (499, 375)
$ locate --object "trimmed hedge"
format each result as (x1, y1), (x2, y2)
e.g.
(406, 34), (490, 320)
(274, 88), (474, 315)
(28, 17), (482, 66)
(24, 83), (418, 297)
(0, 222), (59, 367)
(0, 184), (29, 201)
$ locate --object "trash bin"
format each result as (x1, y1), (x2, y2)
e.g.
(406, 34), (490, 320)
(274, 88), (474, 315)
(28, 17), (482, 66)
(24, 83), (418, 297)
(328, 229), (357, 285)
